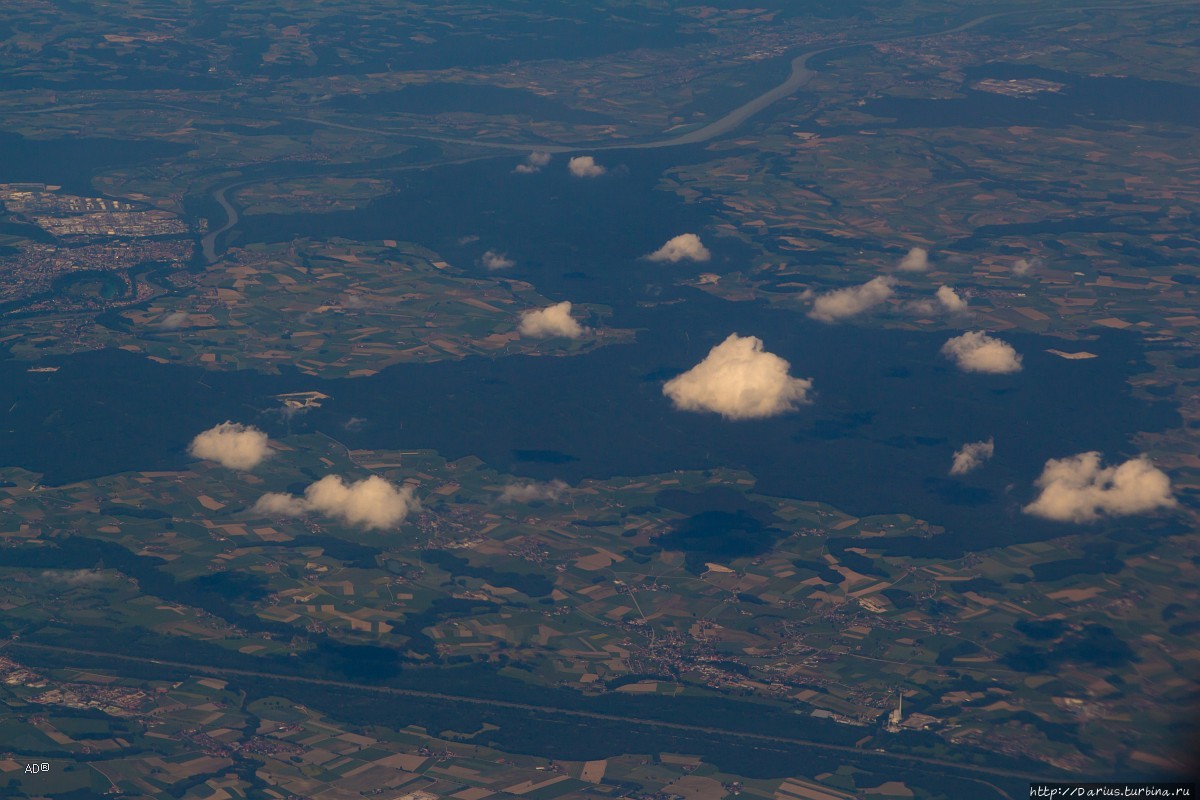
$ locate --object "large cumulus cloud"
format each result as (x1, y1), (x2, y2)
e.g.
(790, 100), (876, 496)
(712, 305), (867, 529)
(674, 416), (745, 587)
(809, 276), (895, 323)
(568, 156), (605, 178)
(940, 331), (1022, 374)
(518, 301), (585, 339)
(189, 422), (271, 470)
(645, 233), (711, 263)
(1024, 452), (1175, 523)
(255, 475), (419, 530)
(663, 333), (813, 420)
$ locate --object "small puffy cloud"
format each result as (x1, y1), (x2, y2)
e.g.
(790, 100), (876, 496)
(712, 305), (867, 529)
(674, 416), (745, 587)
(950, 438), (994, 475)
(518, 301), (585, 339)
(941, 331), (1022, 374)
(160, 311), (189, 330)
(568, 155), (606, 178)
(808, 276), (895, 323)
(481, 250), (515, 270)
(1024, 452), (1176, 523)
(663, 333), (813, 420)
(254, 475), (419, 530)
(189, 422), (271, 470)
(936, 285), (968, 314)
(645, 233), (711, 264)
(514, 151), (552, 174)
(1012, 257), (1039, 276)
(897, 247), (930, 272)
(498, 479), (569, 504)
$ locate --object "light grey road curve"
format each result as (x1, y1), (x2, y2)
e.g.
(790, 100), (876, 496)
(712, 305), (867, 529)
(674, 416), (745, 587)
(622, 11), (1013, 150)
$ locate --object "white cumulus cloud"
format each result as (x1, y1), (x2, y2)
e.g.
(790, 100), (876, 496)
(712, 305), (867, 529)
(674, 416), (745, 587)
(950, 438), (994, 475)
(189, 422), (271, 470)
(568, 156), (606, 178)
(809, 276), (895, 323)
(941, 331), (1022, 374)
(518, 301), (585, 339)
(1024, 452), (1176, 523)
(897, 247), (930, 272)
(663, 333), (813, 420)
(254, 475), (419, 530)
(514, 151), (552, 174)
(936, 285), (968, 314)
(645, 233), (711, 263)
(481, 250), (515, 270)
(498, 479), (569, 504)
